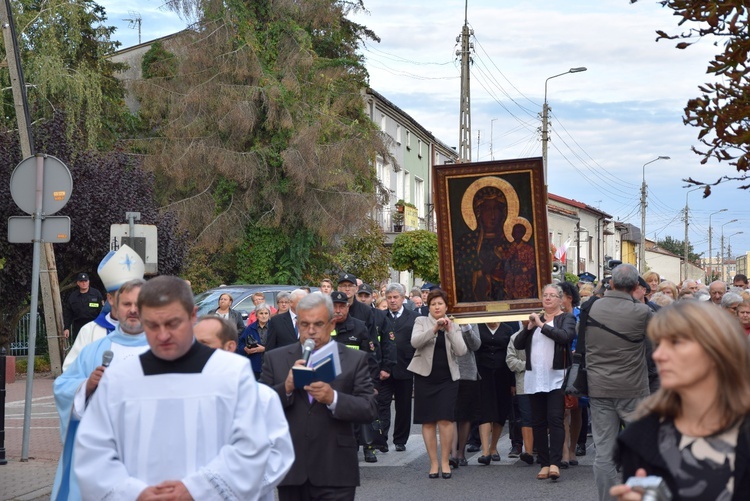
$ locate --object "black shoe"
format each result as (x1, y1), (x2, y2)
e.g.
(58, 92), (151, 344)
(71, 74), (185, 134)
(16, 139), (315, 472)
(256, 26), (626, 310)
(477, 455), (491, 465)
(508, 444), (522, 458)
(442, 472), (452, 479)
(378, 444), (389, 453)
(490, 453), (501, 462)
(428, 472), (439, 479)
(364, 449), (377, 463)
(449, 456), (459, 469)
(575, 444), (586, 456)
(458, 458), (469, 467)
(395, 444), (406, 452)
(519, 452), (534, 465)
(559, 461), (569, 469)
(466, 444), (481, 453)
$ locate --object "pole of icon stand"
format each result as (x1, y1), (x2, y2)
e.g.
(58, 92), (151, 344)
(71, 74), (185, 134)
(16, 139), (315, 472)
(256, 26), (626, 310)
(0, 346), (7, 465)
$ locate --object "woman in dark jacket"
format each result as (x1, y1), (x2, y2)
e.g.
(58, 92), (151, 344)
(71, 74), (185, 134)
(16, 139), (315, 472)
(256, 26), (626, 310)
(513, 283), (576, 481)
(211, 292), (245, 334)
(611, 301), (750, 501)
(237, 303), (271, 380)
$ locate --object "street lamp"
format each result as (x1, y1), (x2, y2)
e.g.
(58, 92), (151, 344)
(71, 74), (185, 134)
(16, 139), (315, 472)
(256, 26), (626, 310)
(639, 156), (671, 272)
(727, 232), (743, 279)
(683, 186), (702, 281)
(721, 219), (738, 282)
(708, 209), (728, 281)
(542, 67), (587, 185)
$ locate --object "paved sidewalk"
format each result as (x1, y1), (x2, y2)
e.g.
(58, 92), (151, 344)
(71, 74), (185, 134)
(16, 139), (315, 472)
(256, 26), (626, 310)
(1, 373), (60, 501)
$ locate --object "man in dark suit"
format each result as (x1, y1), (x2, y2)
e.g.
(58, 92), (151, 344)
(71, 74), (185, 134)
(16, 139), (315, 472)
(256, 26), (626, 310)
(265, 289), (308, 351)
(375, 283), (418, 452)
(261, 293), (377, 501)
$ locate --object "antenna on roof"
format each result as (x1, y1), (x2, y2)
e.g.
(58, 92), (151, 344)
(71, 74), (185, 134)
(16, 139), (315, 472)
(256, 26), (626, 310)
(124, 12), (142, 44)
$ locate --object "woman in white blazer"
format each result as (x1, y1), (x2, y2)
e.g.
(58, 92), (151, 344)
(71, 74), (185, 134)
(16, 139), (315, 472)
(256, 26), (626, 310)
(408, 289), (468, 479)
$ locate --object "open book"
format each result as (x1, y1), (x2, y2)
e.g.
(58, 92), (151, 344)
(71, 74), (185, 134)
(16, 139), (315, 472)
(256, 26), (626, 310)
(292, 340), (342, 389)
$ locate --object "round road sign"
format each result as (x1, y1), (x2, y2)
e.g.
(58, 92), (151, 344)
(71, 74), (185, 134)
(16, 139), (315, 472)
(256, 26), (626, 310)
(9, 155), (73, 215)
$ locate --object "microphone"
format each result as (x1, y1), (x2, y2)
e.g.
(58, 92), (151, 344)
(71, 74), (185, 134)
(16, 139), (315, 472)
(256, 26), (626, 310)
(102, 350), (114, 368)
(301, 339), (315, 365)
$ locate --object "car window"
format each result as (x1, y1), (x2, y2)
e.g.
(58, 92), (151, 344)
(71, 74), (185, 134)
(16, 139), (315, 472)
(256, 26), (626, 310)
(234, 294), (257, 314)
(195, 290), (225, 317)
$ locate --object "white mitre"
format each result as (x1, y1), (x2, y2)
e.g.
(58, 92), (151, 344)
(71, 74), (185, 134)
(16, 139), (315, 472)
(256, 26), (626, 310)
(98, 244), (145, 292)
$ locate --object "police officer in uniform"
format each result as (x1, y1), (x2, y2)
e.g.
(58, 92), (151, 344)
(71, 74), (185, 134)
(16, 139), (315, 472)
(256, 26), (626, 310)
(330, 291), (381, 463)
(63, 272), (104, 341)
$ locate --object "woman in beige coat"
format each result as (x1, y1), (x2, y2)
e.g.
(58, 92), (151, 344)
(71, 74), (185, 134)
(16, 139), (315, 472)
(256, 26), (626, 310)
(408, 289), (468, 478)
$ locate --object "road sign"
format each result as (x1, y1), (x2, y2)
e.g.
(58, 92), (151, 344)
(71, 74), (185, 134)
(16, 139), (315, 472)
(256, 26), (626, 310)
(7, 216), (71, 243)
(9, 155), (72, 215)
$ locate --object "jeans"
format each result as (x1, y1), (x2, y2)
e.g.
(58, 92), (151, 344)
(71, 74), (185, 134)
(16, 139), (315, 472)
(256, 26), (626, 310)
(589, 397), (643, 501)
(529, 389), (565, 467)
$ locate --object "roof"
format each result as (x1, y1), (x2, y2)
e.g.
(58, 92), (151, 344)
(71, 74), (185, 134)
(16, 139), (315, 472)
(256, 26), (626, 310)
(549, 193), (612, 219)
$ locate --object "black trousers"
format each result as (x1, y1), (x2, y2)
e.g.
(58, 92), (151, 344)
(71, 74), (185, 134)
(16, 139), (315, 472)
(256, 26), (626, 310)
(278, 483), (356, 501)
(376, 376), (413, 446)
(509, 394), (523, 446)
(529, 389), (565, 467)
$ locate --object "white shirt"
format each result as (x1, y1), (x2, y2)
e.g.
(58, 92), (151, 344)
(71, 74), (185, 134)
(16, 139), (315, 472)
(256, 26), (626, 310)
(524, 321), (565, 394)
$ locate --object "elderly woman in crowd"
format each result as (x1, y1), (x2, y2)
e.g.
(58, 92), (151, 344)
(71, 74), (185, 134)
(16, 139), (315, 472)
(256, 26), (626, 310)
(656, 280), (678, 301)
(513, 283), (577, 481)
(473, 319), (521, 465)
(650, 292), (674, 308)
(738, 300), (750, 336)
(237, 302), (271, 380)
(721, 292), (743, 316)
(275, 291), (291, 315)
(408, 289), (468, 479)
(211, 292), (245, 334)
(611, 301), (750, 500)
(642, 271), (660, 301)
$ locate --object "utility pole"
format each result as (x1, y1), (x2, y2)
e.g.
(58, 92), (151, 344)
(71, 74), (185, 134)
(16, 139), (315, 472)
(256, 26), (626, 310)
(490, 118), (497, 160)
(456, 0), (472, 163)
(476, 130), (480, 161)
(1, 0), (66, 462)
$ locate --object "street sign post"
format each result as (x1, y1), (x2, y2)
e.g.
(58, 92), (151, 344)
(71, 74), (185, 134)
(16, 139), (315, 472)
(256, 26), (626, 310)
(7, 154), (72, 460)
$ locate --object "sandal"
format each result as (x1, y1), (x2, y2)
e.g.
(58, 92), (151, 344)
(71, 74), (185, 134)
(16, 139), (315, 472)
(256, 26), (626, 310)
(549, 465), (560, 481)
(537, 467), (550, 480)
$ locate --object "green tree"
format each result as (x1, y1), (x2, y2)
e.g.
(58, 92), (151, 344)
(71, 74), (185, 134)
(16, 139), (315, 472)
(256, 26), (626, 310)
(333, 220), (391, 284)
(633, 1), (750, 191)
(129, 0), (391, 275)
(0, 0), (128, 148)
(656, 235), (702, 264)
(391, 230), (440, 284)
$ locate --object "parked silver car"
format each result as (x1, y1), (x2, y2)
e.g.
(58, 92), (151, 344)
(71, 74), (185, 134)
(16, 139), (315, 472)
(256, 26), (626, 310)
(194, 284), (317, 321)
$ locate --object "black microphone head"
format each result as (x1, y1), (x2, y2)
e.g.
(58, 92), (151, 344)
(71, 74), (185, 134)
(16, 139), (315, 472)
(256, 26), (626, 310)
(102, 350), (114, 368)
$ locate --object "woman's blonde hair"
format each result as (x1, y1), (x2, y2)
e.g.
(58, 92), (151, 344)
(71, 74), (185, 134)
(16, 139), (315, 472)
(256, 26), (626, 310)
(637, 301), (750, 429)
(642, 270), (660, 286)
(656, 280), (678, 299)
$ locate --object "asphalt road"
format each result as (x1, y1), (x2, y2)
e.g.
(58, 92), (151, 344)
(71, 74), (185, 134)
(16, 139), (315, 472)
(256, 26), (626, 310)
(356, 426), (599, 501)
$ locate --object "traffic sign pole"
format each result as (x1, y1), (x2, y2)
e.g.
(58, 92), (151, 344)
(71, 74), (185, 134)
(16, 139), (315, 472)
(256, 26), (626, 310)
(20, 154), (45, 461)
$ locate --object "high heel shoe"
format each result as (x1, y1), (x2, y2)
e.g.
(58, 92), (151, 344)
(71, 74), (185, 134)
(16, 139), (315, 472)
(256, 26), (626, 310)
(428, 472), (439, 479)
(448, 456), (458, 469)
(442, 472), (452, 479)
(477, 455), (491, 465)
(549, 465), (560, 481)
(536, 466), (550, 480)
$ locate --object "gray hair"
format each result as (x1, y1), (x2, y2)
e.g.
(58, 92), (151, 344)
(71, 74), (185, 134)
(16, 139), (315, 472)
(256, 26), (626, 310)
(385, 283), (406, 296)
(650, 291), (674, 308)
(255, 302), (271, 314)
(276, 291), (291, 301)
(296, 291), (333, 320)
(290, 288), (308, 302)
(543, 283), (563, 298)
(680, 280), (697, 292)
(722, 292), (743, 309)
(611, 263), (639, 292)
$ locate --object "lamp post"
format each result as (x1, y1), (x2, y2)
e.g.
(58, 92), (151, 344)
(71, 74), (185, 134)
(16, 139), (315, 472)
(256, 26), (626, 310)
(721, 219), (738, 282)
(542, 67), (587, 185)
(725, 230), (743, 283)
(708, 209), (728, 281)
(683, 186), (702, 282)
(639, 156), (671, 272)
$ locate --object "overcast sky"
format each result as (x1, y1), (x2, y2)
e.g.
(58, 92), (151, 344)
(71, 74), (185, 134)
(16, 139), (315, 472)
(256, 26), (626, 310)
(97, 0), (749, 261)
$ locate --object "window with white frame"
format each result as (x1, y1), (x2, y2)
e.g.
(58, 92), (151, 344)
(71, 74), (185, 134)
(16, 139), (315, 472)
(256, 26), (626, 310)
(380, 113), (386, 132)
(418, 139), (423, 158)
(396, 125), (402, 145)
(396, 168), (403, 202)
(415, 177), (424, 218)
(406, 130), (411, 150)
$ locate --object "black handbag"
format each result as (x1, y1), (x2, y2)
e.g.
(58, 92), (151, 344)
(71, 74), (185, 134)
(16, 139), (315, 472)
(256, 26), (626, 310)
(564, 352), (588, 396)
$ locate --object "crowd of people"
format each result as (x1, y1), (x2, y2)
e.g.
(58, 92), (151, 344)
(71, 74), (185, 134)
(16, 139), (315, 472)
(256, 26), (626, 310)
(53, 244), (750, 500)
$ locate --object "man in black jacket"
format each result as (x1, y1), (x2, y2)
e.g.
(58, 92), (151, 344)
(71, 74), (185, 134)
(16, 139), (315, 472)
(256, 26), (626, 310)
(375, 283), (418, 452)
(63, 273), (103, 341)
